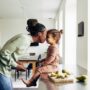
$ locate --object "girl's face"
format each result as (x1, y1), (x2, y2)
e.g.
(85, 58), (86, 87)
(46, 34), (55, 45)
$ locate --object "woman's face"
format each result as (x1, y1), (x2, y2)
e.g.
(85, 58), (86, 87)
(38, 29), (47, 43)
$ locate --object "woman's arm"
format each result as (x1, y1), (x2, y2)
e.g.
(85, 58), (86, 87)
(16, 64), (26, 71)
(16, 61), (23, 65)
(0, 34), (30, 68)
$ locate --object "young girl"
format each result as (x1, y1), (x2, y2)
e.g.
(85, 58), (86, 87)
(21, 29), (63, 87)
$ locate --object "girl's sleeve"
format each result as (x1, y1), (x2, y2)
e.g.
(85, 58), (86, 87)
(43, 47), (57, 65)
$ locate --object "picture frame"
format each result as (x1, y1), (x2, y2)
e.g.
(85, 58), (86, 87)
(78, 21), (84, 37)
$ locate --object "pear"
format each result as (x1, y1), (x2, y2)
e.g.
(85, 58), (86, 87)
(56, 72), (65, 79)
(62, 69), (71, 75)
(56, 74), (65, 79)
(50, 72), (56, 77)
(76, 75), (87, 83)
(55, 71), (59, 74)
(63, 73), (68, 77)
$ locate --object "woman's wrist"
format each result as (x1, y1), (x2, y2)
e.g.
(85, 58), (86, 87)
(16, 64), (26, 71)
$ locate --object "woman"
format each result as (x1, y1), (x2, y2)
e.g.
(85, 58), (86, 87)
(0, 19), (47, 90)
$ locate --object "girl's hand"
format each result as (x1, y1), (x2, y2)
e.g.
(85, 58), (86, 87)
(39, 59), (46, 66)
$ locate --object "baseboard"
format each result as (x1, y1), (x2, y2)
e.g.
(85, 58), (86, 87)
(77, 64), (87, 75)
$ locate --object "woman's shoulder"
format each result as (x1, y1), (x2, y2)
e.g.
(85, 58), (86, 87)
(16, 33), (32, 41)
(3, 33), (32, 47)
(6, 33), (28, 42)
(16, 33), (28, 38)
(18, 34), (33, 45)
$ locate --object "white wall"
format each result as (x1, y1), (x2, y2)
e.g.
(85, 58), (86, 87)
(0, 18), (54, 56)
(0, 19), (27, 46)
(55, 0), (77, 70)
(77, 0), (88, 70)
(64, 0), (76, 68)
(55, 0), (65, 64)
(88, 0), (90, 74)
(39, 18), (55, 29)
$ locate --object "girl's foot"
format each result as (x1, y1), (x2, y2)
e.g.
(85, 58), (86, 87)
(20, 78), (36, 87)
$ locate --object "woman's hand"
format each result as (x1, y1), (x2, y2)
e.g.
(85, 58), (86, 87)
(16, 64), (26, 71)
(16, 61), (23, 65)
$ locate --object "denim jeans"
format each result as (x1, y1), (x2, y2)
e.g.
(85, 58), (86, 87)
(0, 74), (12, 90)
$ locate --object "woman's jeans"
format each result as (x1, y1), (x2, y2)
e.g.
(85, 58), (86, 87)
(0, 74), (12, 90)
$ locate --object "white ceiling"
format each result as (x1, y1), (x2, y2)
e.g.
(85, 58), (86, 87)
(0, 0), (62, 19)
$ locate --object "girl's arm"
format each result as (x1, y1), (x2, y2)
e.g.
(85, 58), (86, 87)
(41, 47), (57, 65)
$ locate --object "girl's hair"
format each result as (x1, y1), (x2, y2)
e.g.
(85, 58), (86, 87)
(47, 29), (63, 43)
(26, 19), (46, 36)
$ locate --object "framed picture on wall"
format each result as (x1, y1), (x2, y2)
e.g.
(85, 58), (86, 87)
(78, 21), (84, 37)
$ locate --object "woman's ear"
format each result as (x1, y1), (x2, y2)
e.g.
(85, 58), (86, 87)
(38, 32), (42, 36)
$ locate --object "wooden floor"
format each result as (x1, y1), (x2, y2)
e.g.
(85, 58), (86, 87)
(13, 65), (89, 90)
